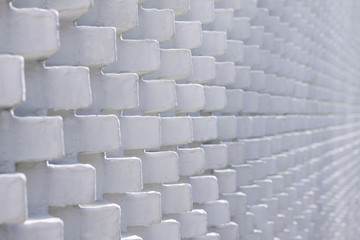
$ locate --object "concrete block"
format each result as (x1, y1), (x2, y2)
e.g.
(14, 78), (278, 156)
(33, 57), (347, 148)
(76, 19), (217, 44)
(228, 17), (250, 40)
(123, 8), (175, 42)
(204, 9), (234, 32)
(203, 86), (227, 112)
(185, 56), (216, 84)
(217, 40), (244, 64)
(188, 175), (219, 203)
(49, 202), (121, 240)
(237, 116), (253, 139)
(220, 192), (247, 216)
(17, 162), (95, 213)
(62, 114), (120, 154)
(243, 45), (261, 67)
(139, 79), (176, 114)
(165, 209), (208, 238)
(222, 89), (243, 114)
(253, 179), (273, 199)
(83, 72), (138, 111)
(192, 116), (218, 142)
(78, 153), (142, 197)
(48, 26), (116, 67)
(143, 0), (190, 16)
(146, 183), (192, 214)
(210, 62), (236, 86)
(128, 220), (180, 240)
(213, 169), (237, 193)
(0, 173), (27, 224)
(242, 91), (259, 114)
(194, 200), (230, 226)
(103, 39), (160, 76)
(190, 232), (220, 240)
(248, 204), (269, 227)
(208, 222), (239, 240)
(232, 164), (253, 187)
(0, 217), (63, 240)
(0, 111), (63, 166)
(202, 144), (228, 170)
(131, 150), (179, 184)
(229, 66), (251, 89)
(120, 116), (160, 150)
(0, 6), (59, 60)
(177, 147), (205, 176)
(16, 64), (91, 113)
(182, 0), (215, 24)
(145, 49), (192, 80)
(215, 0), (241, 10)
(104, 191), (161, 228)
(232, 212), (254, 236)
(238, 185), (261, 205)
(225, 142), (245, 165)
(0, 55), (25, 108)
(192, 31), (227, 57)
(162, 21), (202, 49)
(176, 83), (205, 114)
(161, 117), (192, 146)
(13, 0), (92, 21)
(77, 0), (138, 33)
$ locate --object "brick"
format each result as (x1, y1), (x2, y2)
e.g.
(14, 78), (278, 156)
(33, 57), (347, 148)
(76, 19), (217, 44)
(0, 55), (25, 108)
(0, 173), (27, 224)
(165, 209), (207, 238)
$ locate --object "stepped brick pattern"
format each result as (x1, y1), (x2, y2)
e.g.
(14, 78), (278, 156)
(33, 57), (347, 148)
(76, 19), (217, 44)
(1, 0), (360, 240)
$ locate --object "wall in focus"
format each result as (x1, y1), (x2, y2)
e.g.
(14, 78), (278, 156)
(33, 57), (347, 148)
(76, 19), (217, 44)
(1, 0), (360, 240)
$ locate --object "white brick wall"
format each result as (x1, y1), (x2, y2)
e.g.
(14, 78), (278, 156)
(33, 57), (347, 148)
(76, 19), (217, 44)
(1, 0), (360, 240)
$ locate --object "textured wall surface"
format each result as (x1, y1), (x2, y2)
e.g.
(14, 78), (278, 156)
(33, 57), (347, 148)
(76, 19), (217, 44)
(1, 0), (360, 240)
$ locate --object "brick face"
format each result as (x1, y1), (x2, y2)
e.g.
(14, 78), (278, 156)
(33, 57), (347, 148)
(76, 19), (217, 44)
(1, 0), (360, 239)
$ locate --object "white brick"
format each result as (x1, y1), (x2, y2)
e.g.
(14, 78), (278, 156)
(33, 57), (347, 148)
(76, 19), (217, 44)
(211, 62), (236, 86)
(49, 202), (121, 240)
(146, 183), (192, 214)
(104, 191), (161, 228)
(220, 192), (247, 216)
(185, 56), (216, 84)
(203, 86), (227, 112)
(165, 209), (208, 238)
(195, 200), (230, 226)
(177, 147), (205, 176)
(48, 26), (116, 67)
(213, 169), (237, 193)
(145, 49), (192, 80)
(120, 116), (160, 150)
(0, 6), (59, 60)
(192, 116), (218, 142)
(192, 31), (227, 57)
(176, 83), (205, 114)
(208, 222), (239, 240)
(62, 114), (120, 154)
(138, 79), (176, 114)
(232, 212), (254, 236)
(128, 220), (180, 240)
(0, 55), (25, 108)
(0, 217), (63, 240)
(18, 162), (95, 212)
(0, 111), (63, 164)
(123, 8), (175, 42)
(202, 144), (228, 170)
(188, 175), (219, 203)
(0, 173), (27, 224)
(103, 39), (160, 76)
(77, 0), (138, 33)
(161, 117), (192, 146)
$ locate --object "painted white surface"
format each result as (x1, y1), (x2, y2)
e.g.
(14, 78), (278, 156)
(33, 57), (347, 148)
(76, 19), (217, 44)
(2, 0), (360, 239)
